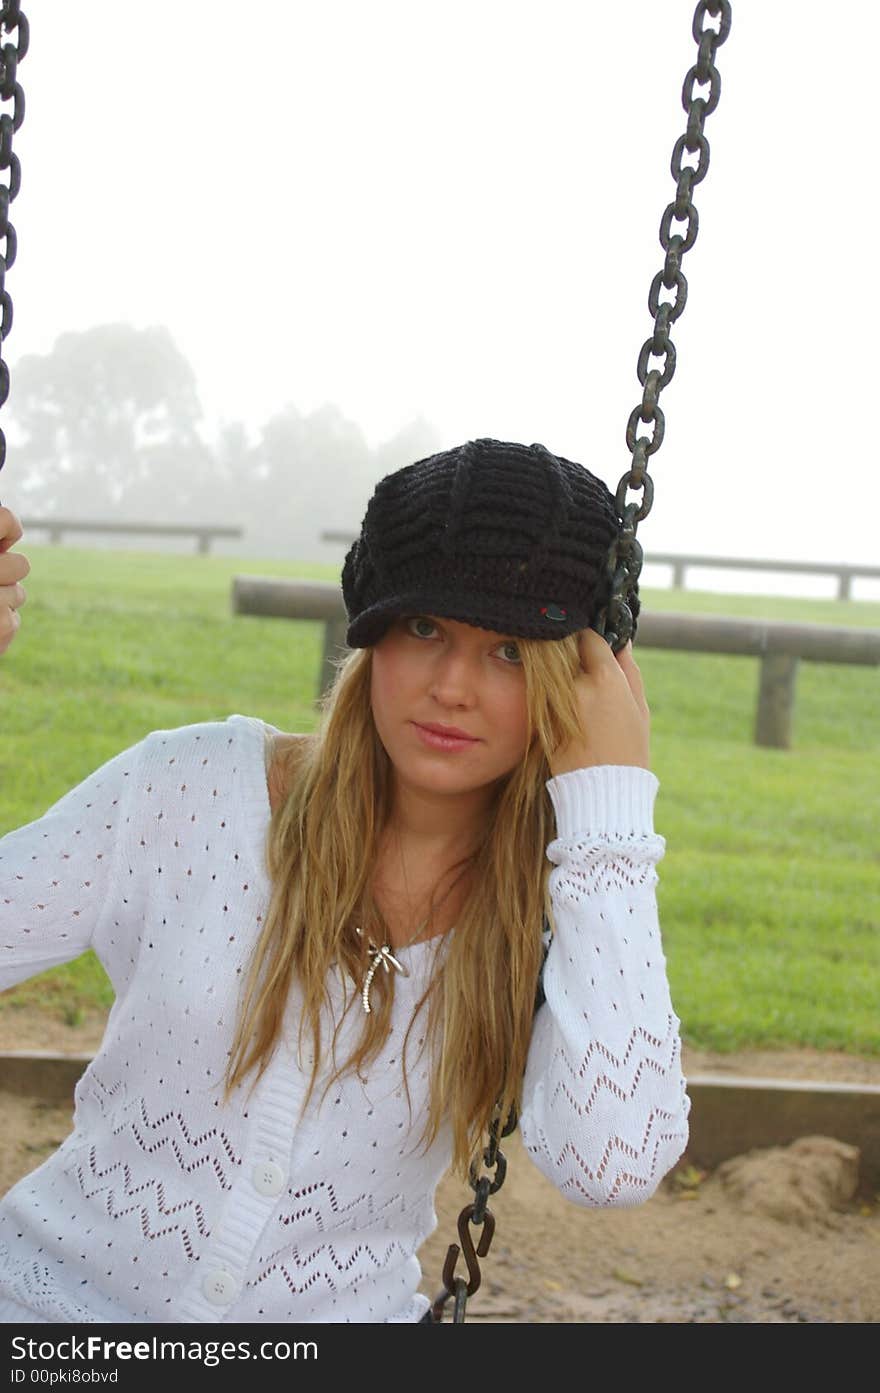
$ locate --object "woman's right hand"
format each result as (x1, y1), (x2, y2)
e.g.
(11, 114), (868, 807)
(0, 505), (29, 656)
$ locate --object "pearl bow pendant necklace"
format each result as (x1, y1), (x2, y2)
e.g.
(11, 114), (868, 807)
(354, 925), (421, 1014)
(354, 826), (475, 1014)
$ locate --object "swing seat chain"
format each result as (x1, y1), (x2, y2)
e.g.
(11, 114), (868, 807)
(596, 0), (732, 653)
(429, 1103), (517, 1323)
(0, 0), (27, 493)
(428, 1), (733, 1327)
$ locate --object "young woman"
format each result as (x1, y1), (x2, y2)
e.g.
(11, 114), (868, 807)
(0, 437), (690, 1324)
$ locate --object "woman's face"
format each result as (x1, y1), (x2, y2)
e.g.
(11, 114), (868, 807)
(369, 613), (531, 795)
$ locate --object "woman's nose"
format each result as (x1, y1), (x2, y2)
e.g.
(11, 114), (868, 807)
(427, 649), (480, 701)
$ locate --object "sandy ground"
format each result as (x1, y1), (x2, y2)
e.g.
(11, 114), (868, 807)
(1, 1005), (878, 1324)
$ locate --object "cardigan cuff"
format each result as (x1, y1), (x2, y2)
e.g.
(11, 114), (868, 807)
(544, 764), (659, 839)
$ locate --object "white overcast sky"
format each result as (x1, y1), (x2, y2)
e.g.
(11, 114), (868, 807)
(4, 1), (879, 591)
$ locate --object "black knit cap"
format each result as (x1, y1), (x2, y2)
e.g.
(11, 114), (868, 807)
(342, 437), (639, 648)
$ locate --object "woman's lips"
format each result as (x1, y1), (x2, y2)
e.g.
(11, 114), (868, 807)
(411, 722), (480, 752)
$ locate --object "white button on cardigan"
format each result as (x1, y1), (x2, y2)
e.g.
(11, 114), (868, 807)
(252, 1161), (285, 1197)
(202, 1270), (237, 1306)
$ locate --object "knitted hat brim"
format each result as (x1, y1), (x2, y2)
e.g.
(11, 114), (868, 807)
(345, 589), (594, 649)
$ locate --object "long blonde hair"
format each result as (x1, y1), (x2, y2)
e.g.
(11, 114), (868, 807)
(224, 629), (586, 1180)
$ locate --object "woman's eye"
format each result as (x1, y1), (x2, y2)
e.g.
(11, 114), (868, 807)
(405, 617), (521, 664)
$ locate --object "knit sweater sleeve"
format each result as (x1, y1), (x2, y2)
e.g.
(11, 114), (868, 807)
(518, 764), (690, 1207)
(0, 736), (145, 992)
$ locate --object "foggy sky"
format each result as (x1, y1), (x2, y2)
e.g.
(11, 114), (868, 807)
(4, 1), (878, 597)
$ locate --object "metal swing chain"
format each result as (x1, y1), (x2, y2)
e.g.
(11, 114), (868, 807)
(428, 942), (549, 1323)
(0, 0), (27, 505)
(429, 0), (733, 1326)
(596, 0), (732, 653)
(429, 1101), (519, 1323)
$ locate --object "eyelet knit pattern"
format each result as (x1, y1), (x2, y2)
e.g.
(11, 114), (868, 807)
(0, 715), (689, 1323)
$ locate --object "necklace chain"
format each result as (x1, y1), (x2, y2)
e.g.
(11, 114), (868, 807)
(354, 827), (474, 1013)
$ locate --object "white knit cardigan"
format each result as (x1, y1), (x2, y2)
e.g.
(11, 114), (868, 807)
(0, 714), (689, 1323)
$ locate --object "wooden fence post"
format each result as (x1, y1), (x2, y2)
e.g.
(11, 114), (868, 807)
(755, 654), (800, 749)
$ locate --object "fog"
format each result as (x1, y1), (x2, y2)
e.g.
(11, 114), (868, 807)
(2, 1), (878, 600)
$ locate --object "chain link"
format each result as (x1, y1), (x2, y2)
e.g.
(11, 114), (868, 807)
(594, 0), (732, 652)
(428, 937), (549, 1322)
(429, 1102), (517, 1323)
(0, 0), (27, 502)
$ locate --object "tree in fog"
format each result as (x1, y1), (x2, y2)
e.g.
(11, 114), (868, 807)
(6, 323), (220, 518)
(243, 403), (443, 560)
(5, 319), (447, 559)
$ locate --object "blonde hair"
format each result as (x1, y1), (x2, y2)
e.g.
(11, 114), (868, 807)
(223, 628), (586, 1180)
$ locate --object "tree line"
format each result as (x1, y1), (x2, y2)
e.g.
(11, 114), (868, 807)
(3, 323), (443, 560)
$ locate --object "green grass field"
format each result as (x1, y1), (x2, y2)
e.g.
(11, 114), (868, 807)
(1, 544), (878, 1055)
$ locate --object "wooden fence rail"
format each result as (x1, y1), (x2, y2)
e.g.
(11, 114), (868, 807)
(646, 552), (880, 602)
(22, 518), (243, 555)
(231, 575), (880, 750)
(320, 532), (880, 601)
